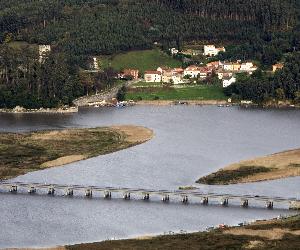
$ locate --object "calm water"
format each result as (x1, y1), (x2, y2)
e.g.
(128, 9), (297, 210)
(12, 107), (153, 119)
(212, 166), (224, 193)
(0, 106), (300, 248)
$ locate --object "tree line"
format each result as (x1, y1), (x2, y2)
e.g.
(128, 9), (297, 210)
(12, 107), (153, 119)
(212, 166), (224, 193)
(0, 0), (300, 107)
(224, 52), (300, 104)
(1, 0), (298, 58)
(0, 44), (118, 108)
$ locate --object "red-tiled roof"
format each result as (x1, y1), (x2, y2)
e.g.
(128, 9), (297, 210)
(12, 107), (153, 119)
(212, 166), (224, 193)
(144, 71), (161, 75)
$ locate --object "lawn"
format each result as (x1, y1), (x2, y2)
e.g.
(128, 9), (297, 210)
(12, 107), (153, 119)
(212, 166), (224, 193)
(131, 81), (163, 87)
(98, 49), (182, 73)
(126, 85), (226, 101)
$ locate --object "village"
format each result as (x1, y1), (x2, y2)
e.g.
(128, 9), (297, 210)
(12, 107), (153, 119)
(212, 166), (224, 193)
(118, 45), (285, 89)
(35, 43), (286, 107)
(38, 44), (284, 90)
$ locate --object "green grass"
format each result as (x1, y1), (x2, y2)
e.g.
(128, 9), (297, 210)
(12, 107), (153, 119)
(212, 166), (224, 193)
(8, 41), (38, 50)
(132, 81), (163, 87)
(98, 49), (182, 73)
(197, 166), (272, 185)
(126, 85), (226, 101)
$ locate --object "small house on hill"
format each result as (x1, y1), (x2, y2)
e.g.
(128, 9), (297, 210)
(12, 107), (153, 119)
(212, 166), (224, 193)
(144, 71), (162, 82)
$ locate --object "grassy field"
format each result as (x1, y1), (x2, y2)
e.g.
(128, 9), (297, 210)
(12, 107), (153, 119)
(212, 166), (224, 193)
(131, 81), (163, 87)
(8, 41), (38, 50)
(0, 126), (152, 180)
(197, 149), (300, 185)
(197, 166), (272, 185)
(67, 215), (300, 250)
(126, 85), (226, 101)
(98, 49), (182, 73)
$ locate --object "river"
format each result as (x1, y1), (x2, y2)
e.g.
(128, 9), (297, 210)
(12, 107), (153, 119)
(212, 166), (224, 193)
(0, 105), (299, 248)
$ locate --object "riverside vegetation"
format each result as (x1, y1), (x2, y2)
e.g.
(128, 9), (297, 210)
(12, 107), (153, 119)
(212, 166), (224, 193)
(0, 125), (153, 180)
(66, 215), (300, 250)
(197, 149), (300, 185)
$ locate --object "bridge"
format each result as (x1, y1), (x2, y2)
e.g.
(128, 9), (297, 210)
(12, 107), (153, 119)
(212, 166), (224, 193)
(1, 181), (299, 210)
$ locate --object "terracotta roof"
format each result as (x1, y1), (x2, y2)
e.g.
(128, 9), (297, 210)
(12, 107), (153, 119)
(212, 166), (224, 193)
(185, 65), (199, 71)
(144, 71), (161, 75)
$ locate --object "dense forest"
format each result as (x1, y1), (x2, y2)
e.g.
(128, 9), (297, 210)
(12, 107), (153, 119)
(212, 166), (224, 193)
(224, 52), (300, 104)
(1, 0), (299, 56)
(0, 0), (300, 107)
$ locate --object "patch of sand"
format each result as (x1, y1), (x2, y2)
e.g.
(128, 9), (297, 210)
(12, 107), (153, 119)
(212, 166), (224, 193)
(244, 240), (265, 249)
(135, 235), (154, 240)
(111, 125), (154, 143)
(224, 227), (300, 240)
(221, 148), (300, 183)
(39, 126), (153, 169)
(30, 130), (74, 140)
(41, 155), (86, 168)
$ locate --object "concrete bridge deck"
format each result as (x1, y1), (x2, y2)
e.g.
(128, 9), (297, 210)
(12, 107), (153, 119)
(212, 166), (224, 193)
(1, 181), (299, 209)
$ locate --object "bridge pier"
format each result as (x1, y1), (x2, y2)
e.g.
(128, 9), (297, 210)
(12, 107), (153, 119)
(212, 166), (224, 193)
(182, 196), (188, 203)
(104, 191), (111, 198)
(85, 188), (92, 197)
(123, 193), (130, 200)
(65, 188), (73, 196)
(9, 185), (17, 193)
(48, 187), (55, 195)
(266, 201), (274, 209)
(143, 193), (150, 200)
(241, 199), (249, 208)
(201, 197), (208, 205)
(221, 198), (229, 206)
(161, 195), (170, 202)
(28, 186), (36, 194)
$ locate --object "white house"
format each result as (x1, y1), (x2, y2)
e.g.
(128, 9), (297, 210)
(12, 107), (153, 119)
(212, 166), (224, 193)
(222, 76), (236, 88)
(217, 71), (233, 80)
(240, 62), (257, 72)
(204, 45), (225, 57)
(170, 48), (179, 55)
(144, 71), (162, 83)
(223, 62), (241, 71)
(38, 45), (51, 63)
(93, 57), (99, 70)
(183, 65), (200, 78)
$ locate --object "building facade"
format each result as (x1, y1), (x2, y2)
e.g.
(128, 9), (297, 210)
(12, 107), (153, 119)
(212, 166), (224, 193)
(144, 71), (162, 82)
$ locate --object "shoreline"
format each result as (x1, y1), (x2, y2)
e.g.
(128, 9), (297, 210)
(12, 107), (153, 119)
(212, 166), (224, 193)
(0, 106), (79, 114)
(134, 99), (300, 109)
(8, 214), (300, 250)
(1, 100), (299, 112)
(17, 214), (299, 250)
(197, 148), (300, 185)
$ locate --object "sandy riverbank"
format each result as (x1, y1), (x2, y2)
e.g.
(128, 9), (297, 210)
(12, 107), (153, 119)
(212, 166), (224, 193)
(0, 125), (153, 180)
(197, 148), (300, 185)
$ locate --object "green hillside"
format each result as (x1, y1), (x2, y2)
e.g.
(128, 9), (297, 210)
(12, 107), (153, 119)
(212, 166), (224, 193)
(99, 49), (181, 73)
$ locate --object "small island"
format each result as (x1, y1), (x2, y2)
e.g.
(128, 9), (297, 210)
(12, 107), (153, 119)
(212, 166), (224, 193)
(0, 125), (153, 180)
(197, 149), (300, 185)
